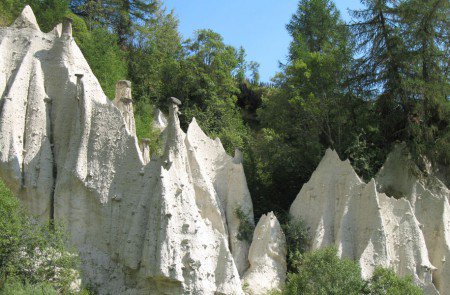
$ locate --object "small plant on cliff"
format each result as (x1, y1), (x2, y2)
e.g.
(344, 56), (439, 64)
(235, 207), (255, 242)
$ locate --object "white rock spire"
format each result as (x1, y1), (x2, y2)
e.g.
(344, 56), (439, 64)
(290, 147), (448, 294)
(12, 5), (40, 31)
(0, 9), (287, 294)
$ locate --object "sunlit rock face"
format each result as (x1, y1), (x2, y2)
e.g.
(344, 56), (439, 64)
(113, 80), (136, 136)
(376, 144), (450, 295)
(0, 7), (287, 294)
(242, 212), (287, 295)
(290, 145), (449, 295)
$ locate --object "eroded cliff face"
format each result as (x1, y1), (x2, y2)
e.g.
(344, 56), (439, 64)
(376, 144), (450, 295)
(0, 7), (286, 294)
(290, 145), (449, 295)
(242, 212), (287, 295)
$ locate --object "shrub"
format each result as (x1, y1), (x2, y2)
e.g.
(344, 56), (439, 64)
(0, 277), (57, 295)
(368, 267), (423, 295)
(281, 247), (424, 295)
(134, 100), (164, 155)
(283, 247), (366, 295)
(0, 179), (83, 294)
(282, 216), (309, 271)
(235, 207), (255, 242)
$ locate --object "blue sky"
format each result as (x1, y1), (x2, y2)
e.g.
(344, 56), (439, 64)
(163, 0), (363, 82)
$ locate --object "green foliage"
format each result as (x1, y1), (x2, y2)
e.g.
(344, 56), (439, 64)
(71, 0), (157, 48)
(1, 277), (58, 295)
(345, 130), (386, 181)
(0, 0), (68, 30)
(0, 179), (82, 294)
(351, 0), (410, 145)
(235, 207), (255, 242)
(351, 0), (450, 167)
(281, 248), (423, 295)
(164, 29), (253, 154)
(0, 0), (17, 26)
(250, 0), (375, 214)
(88, 29), (128, 99)
(281, 216), (310, 271)
(1, 277), (93, 295)
(134, 100), (164, 155)
(69, 12), (128, 99)
(283, 247), (366, 295)
(237, 80), (266, 128)
(128, 2), (183, 106)
(367, 267), (423, 295)
(0, 180), (23, 279)
(29, 0), (70, 32)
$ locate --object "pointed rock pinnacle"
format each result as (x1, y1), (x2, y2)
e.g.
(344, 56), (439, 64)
(12, 5), (40, 31)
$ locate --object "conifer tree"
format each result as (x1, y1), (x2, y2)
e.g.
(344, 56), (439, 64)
(351, 0), (410, 144)
(70, 0), (156, 48)
(398, 0), (450, 163)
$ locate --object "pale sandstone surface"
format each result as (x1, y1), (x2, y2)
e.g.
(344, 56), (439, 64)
(139, 138), (151, 164)
(113, 80), (136, 136)
(290, 146), (448, 294)
(242, 212), (287, 295)
(186, 118), (255, 276)
(154, 108), (168, 132)
(376, 144), (450, 295)
(0, 7), (285, 294)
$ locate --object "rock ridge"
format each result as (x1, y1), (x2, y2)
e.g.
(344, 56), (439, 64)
(0, 7), (286, 294)
(290, 145), (449, 294)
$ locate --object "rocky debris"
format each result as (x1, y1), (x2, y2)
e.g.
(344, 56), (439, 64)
(169, 96), (182, 106)
(0, 7), (285, 294)
(139, 138), (151, 164)
(434, 164), (450, 188)
(153, 108), (168, 132)
(242, 212), (287, 295)
(62, 17), (73, 36)
(52, 23), (62, 37)
(290, 146), (448, 294)
(113, 80), (136, 136)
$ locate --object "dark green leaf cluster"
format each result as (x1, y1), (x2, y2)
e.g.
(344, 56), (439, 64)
(351, 0), (450, 165)
(134, 101), (164, 155)
(284, 247), (366, 295)
(280, 247), (423, 295)
(281, 216), (310, 272)
(247, 0), (449, 216)
(249, 0), (386, 214)
(368, 268), (423, 295)
(234, 207), (255, 242)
